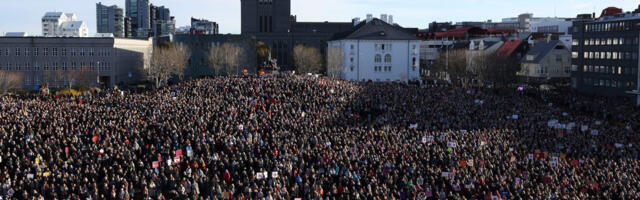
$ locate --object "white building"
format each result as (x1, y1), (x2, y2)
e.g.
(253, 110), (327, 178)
(530, 18), (573, 35)
(42, 12), (89, 37)
(3, 32), (29, 37)
(328, 18), (420, 82)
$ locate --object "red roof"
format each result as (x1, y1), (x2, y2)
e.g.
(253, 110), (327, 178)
(496, 40), (523, 58)
(486, 29), (518, 34)
(432, 27), (486, 38)
(600, 7), (623, 18)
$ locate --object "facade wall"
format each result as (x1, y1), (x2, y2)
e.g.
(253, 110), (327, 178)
(519, 49), (571, 79)
(330, 39), (420, 82)
(571, 18), (639, 96)
(0, 37), (152, 89)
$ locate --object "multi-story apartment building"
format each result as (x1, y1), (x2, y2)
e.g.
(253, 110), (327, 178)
(571, 12), (639, 98)
(96, 3), (125, 38)
(126, 0), (150, 38)
(42, 12), (88, 37)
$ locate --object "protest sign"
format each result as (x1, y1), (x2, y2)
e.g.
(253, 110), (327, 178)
(152, 161), (159, 168)
(257, 172), (264, 180)
(422, 136), (427, 144)
(272, 171), (279, 178)
(409, 124), (418, 129)
(447, 142), (457, 148)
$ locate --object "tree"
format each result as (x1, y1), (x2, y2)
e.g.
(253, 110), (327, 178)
(293, 44), (323, 74)
(145, 44), (191, 87)
(326, 46), (345, 78)
(433, 49), (470, 85)
(0, 70), (23, 94)
(479, 54), (521, 87)
(207, 43), (244, 76)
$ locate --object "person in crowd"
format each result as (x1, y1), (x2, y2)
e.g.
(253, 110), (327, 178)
(0, 74), (638, 199)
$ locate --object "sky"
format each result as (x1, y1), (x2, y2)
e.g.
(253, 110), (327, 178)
(1, 0), (639, 35)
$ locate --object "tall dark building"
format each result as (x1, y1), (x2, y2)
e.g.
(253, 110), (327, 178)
(96, 3), (125, 37)
(126, 0), (150, 38)
(240, 0), (353, 69)
(241, 0), (291, 33)
(571, 12), (639, 97)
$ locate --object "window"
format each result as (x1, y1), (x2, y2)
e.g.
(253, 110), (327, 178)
(24, 48), (29, 56)
(571, 52), (578, 59)
(350, 44), (354, 50)
(572, 39), (579, 46)
(350, 57), (354, 63)
(62, 48), (66, 56)
(384, 54), (391, 63)
(375, 54), (382, 63)
(583, 65), (587, 72)
(381, 44), (385, 50)
(15, 48), (20, 56)
(412, 57), (417, 66)
(350, 66), (354, 71)
(44, 48), (49, 56)
(52, 48), (58, 56)
(34, 48), (38, 56)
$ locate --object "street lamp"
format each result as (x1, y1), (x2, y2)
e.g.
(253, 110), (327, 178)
(96, 61), (100, 86)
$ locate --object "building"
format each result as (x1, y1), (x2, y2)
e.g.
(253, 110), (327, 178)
(571, 11), (639, 97)
(126, 0), (150, 38)
(150, 4), (175, 37)
(240, 0), (354, 69)
(518, 40), (571, 81)
(531, 18), (573, 35)
(3, 32), (29, 37)
(467, 39), (503, 74)
(124, 17), (132, 38)
(0, 37), (153, 88)
(96, 3), (125, 38)
(327, 18), (421, 82)
(174, 34), (255, 79)
(190, 18), (219, 35)
(42, 12), (89, 37)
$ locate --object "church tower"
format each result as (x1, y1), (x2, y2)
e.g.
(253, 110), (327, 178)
(241, 0), (291, 34)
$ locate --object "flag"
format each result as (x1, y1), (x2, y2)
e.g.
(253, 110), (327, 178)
(557, 132), (564, 138)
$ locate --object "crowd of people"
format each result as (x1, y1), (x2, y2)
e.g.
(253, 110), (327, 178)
(0, 74), (639, 199)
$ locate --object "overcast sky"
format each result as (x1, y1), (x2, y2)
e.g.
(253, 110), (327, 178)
(1, 0), (639, 35)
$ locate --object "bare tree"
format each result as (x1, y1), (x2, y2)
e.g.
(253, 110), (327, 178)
(326, 46), (345, 78)
(145, 44), (191, 87)
(479, 53), (521, 87)
(293, 44), (323, 74)
(0, 70), (23, 94)
(433, 49), (469, 85)
(208, 43), (244, 76)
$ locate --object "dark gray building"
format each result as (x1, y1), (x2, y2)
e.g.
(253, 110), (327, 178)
(571, 12), (639, 98)
(125, 0), (150, 38)
(174, 34), (255, 79)
(0, 37), (153, 89)
(150, 4), (175, 37)
(240, 0), (353, 69)
(96, 3), (125, 37)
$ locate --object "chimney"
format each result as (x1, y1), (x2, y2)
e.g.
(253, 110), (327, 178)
(366, 14), (373, 23)
(381, 14), (388, 23)
(352, 17), (361, 26)
(389, 15), (394, 24)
